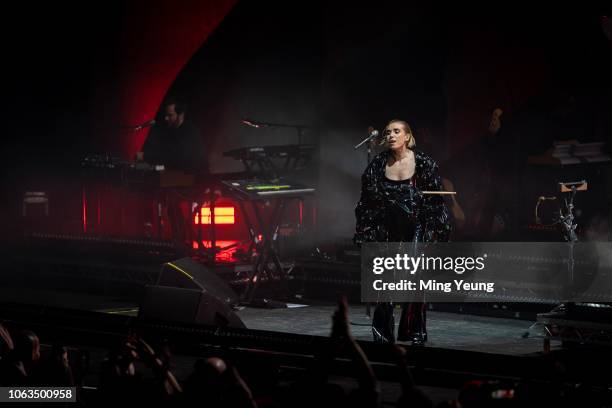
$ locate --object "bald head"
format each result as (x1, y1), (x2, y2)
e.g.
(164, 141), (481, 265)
(204, 357), (227, 375)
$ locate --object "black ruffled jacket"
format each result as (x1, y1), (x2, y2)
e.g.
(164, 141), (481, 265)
(354, 149), (451, 244)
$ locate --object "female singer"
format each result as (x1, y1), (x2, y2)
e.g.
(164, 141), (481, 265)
(354, 119), (451, 344)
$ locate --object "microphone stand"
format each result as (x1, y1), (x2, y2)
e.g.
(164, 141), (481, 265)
(120, 120), (156, 132)
(354, 132), (378, 164)
(243, 120), (312, 145)
(559, 184), (579, 303)
(543, 181), (586, 318)
(355, 130), (378, 318)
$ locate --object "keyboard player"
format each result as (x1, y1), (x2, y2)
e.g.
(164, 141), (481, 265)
(140, 97), (208, 173)
(137, 97), (209, 254)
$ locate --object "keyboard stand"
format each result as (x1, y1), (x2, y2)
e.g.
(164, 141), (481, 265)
(237, 197), (289, 308)
(220, 178), (315, 308)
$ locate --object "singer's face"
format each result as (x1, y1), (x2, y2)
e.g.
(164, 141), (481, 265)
(384, 122), (409, 150)
(163, 104), (183, 128)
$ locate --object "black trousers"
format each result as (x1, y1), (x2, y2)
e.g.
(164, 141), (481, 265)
(372, 209), (426, 343)
(372, 302), (426, 343)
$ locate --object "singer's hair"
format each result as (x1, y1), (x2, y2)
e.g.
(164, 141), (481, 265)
(163, 97), (187, 115)
(380, 119), (416, 148)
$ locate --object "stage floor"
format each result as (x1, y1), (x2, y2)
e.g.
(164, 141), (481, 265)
(0, 286), (555, 356)
(235, 304), (552, 355)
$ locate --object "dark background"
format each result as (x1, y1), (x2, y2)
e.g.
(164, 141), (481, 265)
(2, 2), (611, 241)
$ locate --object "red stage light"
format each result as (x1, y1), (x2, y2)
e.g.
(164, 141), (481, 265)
(192, 240), (240, 262)
(194, 206), (235, 225)
(199, 240), (240, 249)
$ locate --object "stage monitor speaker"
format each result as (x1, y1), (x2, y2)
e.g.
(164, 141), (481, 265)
(139, 285), (246, 328)
(157, 257), (239, 305)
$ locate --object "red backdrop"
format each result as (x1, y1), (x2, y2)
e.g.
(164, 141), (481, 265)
(92, 0), (237, 159)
